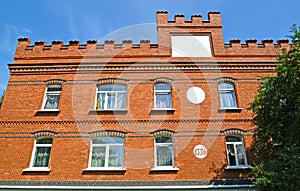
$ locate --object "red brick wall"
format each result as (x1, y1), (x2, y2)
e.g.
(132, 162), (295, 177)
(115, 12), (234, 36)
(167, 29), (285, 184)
(0, 11), (281, 182)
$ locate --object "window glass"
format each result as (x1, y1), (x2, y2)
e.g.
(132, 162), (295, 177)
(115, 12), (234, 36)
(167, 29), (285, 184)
(225, 135), (247, 167)
(96, 84), (126, 110)
(154, 83), (171, 109)
(31, 137), (52, 168)
(218, 82), (237, 108)
(155, 136), (174, 167)
(155, 84), (171, 91)
(90, 137), (124, 168)
(43, 85), (62, 110)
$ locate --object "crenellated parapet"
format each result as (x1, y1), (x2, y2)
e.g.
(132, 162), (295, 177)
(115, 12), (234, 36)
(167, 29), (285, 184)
(14, 37), (162, 64)
(222, 39), (291, 57)
(13, 11), (292, 65)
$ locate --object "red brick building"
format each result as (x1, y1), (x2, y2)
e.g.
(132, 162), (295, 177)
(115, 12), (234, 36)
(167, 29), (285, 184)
(0, 11), (289, 190)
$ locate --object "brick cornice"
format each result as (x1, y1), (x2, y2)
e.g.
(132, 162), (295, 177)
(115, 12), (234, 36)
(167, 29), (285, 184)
(0, 118), (252, 126)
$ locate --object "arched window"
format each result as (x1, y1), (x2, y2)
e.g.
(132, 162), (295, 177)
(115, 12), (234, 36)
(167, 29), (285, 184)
(43, 85), (62, 110)
(225, 135), (247, 167)
(89, 137), (124, 169)
(218, 82), (237, 108)
(154, 83), (172, 109)
(30, 137), (52, 168)
(154, 136), (174, 167)
(95, 84), (126, 110)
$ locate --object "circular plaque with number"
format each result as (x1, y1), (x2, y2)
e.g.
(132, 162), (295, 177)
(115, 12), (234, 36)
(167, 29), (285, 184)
(193, 144), (208, 159)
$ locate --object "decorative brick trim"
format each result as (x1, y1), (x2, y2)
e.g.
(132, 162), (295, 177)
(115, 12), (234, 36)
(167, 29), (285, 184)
(245, 39), (257, 44)
(69, 40), (80, 45)
(34, 41), (46, 46)
(90, 130), (127, 138)
(216, 76), (236, 83)
(229, 39), (241, 44)
(97, 78), (129, 86)
(33, 130), (57, 138)
(52, 40), (63, 45)
(0, 118), (253, 126)
(261, 39), (273, 44)
(152, 77), (173, 84)
(150, 129), (175, 137)
(221, 128), (247, 136)
(87, 40), (97, 44)
(45, 79), (65, 85)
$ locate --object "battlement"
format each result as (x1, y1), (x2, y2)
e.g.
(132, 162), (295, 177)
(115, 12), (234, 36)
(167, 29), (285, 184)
(17, 38), (157, 51)
(14, 11), (292, 64)
(156, 11), (222, 27)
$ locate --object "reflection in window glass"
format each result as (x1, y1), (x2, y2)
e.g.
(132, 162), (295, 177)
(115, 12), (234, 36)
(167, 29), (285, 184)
(43, 85), (62, 110)
(218, 83), (237, 108)
(155, 136), (174, 167)
(90, 137), (124, 168)
(225, 135), (247, 167)
(96, 84), (126, 110)
(154, 84), (171, 109)
(31, 138), (52, 167)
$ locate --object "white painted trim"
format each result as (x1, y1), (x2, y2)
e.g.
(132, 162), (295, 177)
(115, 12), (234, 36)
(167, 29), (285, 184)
(150, 167), (179, 171)
(225, 165), (252, 170)
(22, 167), (51, 172)
(83, 167), (126, 172)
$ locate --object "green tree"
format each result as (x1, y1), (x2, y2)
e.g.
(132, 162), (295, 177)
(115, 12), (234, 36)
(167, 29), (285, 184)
(250, 25), (300, 191)
(0, 90), (4, 108)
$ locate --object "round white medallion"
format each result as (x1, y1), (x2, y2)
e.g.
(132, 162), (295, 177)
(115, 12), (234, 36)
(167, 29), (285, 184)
(186, 87), (205, 104)
(193, 144), (208, 159)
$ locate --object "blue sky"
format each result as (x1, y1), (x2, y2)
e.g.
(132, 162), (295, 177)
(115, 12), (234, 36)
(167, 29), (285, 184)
(0, 0), (299, 92)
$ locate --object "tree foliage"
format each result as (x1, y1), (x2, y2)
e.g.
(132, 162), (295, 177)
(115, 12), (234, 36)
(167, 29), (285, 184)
(250, 25), (300, 190)
(0, 91), (4, 108)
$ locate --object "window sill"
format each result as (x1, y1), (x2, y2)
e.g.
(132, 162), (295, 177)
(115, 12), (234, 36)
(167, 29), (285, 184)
(225, 165), (251, 170)
(83, 167), (126, 172)
(89, 109), (128, 114)
(150, 108), (175, 114)
(218, 108), (243, 113)
(23, 167), (51, 172)
(150, 167), (179, 172)
(35, 109), (60, 116)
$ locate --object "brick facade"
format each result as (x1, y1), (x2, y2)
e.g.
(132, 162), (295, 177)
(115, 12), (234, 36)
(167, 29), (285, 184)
(0, 11), (288, 190)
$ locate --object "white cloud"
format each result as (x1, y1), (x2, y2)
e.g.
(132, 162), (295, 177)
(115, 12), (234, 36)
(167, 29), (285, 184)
(0, 24), (32, 54)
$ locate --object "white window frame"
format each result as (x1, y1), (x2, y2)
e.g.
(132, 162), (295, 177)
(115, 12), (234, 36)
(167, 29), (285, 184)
(225, 135), (248, 168)
(87, 137), (125, 170)
(95, 84), (126, 110)
(42, 85), (62, 110)
(154, 83), (172, 109)
(24, 137), (52, 172)
(218, 82), (238, 108)
(154, 136), (176, 170)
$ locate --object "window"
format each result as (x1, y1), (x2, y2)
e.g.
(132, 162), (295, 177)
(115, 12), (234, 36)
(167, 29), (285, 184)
(225, 135), (248, 168)
(218, 83), (237, 108)
(43, 85), (62, 110)
(30, 137), (52, 168)
(89, 137), (124, 168)
(154, 136), (174, 168)
(154, 83), (172, 109)
(95, 84), (126, 110)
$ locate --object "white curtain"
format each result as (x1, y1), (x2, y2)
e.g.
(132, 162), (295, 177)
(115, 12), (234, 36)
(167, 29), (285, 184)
(33, 147), (51, 167)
